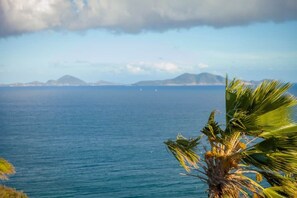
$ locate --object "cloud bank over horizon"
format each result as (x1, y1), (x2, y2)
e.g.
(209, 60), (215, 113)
(0, 0), (297, 37)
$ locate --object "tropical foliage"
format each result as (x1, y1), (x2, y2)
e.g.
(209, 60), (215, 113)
(0, 158), (28, 197)
(165, 79), (297, 198)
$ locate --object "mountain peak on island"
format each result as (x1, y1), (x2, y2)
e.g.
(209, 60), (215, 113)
(134, 72), (225, 86)
(46, 75), (86, 85)
(172, 72), (224, 84)
(57, 75), (86, 84)
(58, 74), (77, 80)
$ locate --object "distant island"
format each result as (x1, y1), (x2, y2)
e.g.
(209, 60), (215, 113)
(1, 75), (118, 87)
(0, 73), (266, 87)
(133, 72), (225, 86)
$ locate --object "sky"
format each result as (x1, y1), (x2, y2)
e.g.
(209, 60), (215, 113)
(0, 0), (296, 84)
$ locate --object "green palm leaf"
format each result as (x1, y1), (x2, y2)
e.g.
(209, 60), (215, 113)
(262, 187), (287, 198)
(164, 134), (200, 172)
(0, 185), (28, 198)
(260, 172), (297, 197)
(242, 134), (297, 173)
(226, 80), (296, 135)
(0, 158), (15, 180)
(0, 158), (28, 197)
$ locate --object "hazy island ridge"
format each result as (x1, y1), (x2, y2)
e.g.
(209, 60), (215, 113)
(0, 73), (272, 87)
(133, 72), (225, 86)
(1, 75), (119, 87)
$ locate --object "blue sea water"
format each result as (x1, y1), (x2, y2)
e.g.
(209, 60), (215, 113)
(0, 85), (296, 198)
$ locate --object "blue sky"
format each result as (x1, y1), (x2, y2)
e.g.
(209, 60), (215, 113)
(0, 0), (296, 83)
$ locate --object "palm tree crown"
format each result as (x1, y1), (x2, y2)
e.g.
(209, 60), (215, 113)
(165, 79), (297, 198)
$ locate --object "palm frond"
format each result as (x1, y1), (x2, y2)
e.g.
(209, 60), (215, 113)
(201, 111), (224, 142)
(262, 187), (290, 198)
(260, 171), (297, 197)
(254, 135), (297, 152)
(242, 151), (297, 173)
(242, 130), (297, 173)
(0, 158), (15, 180)
(260, 124), (297, 139)
(226, 79), (296, 135)
(0, 185), (28, 198)
(164, 134), (201, 172)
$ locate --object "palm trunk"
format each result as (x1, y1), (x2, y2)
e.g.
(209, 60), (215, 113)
(208, 184), (223, 198)
(208, 192), (221, 198)
(208, 183), (239, 198)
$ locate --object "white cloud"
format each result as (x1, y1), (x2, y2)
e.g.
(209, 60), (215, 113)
(126, 64), (146, 74)
(125, 61), (181, 74)
(0, 0), (297, 37)
(198, 63), (209, 69)
(152, 62), (180, 73)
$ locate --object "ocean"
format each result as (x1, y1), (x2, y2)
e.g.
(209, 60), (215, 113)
(0, 85), (296, 198)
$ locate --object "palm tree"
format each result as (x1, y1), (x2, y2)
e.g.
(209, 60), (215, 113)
(0, 158), (28, 197)
(165, 79), (297, 197)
